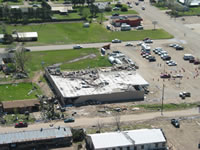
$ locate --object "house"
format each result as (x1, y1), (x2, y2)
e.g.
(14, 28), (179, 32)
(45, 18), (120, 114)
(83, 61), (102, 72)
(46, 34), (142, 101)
(51, 4), (73, 15)
(86, 129), (167, 150)
(1, 99), (40, 114)
(15, 32), (38, 42)
(111, 15), (143, 27)
(0, 127), (72, 150)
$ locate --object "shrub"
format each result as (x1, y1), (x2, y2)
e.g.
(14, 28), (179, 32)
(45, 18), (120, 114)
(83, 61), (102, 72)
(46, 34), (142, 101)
(115, 3), (122, 7)
(121, 7), (128, 12)
(105, 6), (112, 12)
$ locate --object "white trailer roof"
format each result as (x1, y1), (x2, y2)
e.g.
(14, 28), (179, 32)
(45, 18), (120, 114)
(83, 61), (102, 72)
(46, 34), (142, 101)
(17, 32), (38, 38)
(88, 129), (166, 149)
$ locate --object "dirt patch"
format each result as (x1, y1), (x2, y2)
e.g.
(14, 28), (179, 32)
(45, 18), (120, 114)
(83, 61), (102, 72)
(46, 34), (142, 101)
(66, 54), (97, 63)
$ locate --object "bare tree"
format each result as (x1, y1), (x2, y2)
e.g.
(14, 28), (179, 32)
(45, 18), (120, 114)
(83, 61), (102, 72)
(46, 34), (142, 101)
(96, 119), (104, 133)
(14, 44), (29, 73)
(113, 112), (121, 131)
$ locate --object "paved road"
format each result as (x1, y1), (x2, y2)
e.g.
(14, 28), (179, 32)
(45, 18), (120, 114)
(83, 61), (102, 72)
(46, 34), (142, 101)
(0, 108), (199, 133)
(127, 0), (200, 56)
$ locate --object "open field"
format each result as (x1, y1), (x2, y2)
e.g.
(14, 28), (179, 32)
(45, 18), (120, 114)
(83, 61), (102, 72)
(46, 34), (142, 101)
(0, 82), (41, 101)
(26, 48), (111, 74)
(1, 23), (173, 45)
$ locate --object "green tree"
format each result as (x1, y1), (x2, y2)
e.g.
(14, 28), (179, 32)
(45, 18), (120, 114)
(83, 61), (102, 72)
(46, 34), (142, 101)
(3, 33), (14, 44)
(82, 8), (90, 19)
(90, 4), (99, 17)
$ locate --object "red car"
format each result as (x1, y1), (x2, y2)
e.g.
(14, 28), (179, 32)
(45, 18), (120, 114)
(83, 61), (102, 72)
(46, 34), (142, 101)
(160, 73), (171, 78)
(15, 122), (28, 128)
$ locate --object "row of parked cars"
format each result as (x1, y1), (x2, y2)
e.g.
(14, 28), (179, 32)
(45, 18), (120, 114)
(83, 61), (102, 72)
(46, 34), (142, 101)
(183, 54), (200, 65)
(169, 43), (184, 50)
(153, 47), (177, 66)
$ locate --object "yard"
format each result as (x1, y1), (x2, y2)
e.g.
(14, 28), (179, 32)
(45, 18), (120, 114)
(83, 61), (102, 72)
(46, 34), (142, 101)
(26, 48), (112, 74)
(1, 23), (173, 45)
(0, 82), (41, 101)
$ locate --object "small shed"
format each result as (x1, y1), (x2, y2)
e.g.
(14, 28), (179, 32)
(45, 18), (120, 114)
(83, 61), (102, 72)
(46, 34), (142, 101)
(2, 99), (40, 114)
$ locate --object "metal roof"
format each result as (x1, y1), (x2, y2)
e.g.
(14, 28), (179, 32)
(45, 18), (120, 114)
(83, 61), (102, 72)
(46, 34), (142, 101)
(88, 129), (166, 149)
(0, 127), (72, 145)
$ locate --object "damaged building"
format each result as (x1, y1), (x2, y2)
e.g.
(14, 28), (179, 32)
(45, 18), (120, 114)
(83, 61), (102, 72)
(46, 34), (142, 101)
(45, 67), (149, 106)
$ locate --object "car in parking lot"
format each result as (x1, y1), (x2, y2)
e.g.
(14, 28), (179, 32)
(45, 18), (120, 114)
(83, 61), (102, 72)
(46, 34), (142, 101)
(160, 73), (171, 78)
(148, 56), (156, 62)
(194, 59), (200, 65)
(141, 6), (145, 10)
(136, 26), (143, 30)
(172, 74), (183, 78)
(169, 43), (177, 47)
(135, 2), (139, 5)
(162, 55), (171, 61)
(64, 117), (75, 123)
(168, 61), (177, 66)
(125, 42), (133, 46)
(112, 39), (121, 43)
(171, 119), (180, 128)
(113, 7), (120, 11)
(176, 45), (184, 50)
(189, 57), (195, 63)
(180, 92), (191, 98)
(112, 13), (119, 16)
(144, 39), (153, 43)
(73, 45), (83, 49)
(15, 122), (28, 128)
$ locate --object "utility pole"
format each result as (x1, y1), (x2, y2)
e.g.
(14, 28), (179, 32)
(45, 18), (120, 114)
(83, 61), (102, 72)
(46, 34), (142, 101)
(161, 83), (165, 116)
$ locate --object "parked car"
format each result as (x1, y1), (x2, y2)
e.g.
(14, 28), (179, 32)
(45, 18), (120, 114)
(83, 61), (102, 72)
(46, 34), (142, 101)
(73, 45), (83, 49)
(125, 42), (133, 46)
(141, 6), (145, 10)
(162, 55), (171, 61)
(144, 39), (153, 43)
(180, 92), (191, 97)
(169, 43), (177, 47)
(112, 39), (121, 43)
(189, 57), (195, 63)
(136, 26), (143, 30)
(168, 61), (177, 66)
(171, 119), (180, 128)
(113, 7), (120, 11)
(64, 117), (75, 123)
(160, 73), (171, 78)
(148, 56), (156, 62)
(135, 2), (139, 5)
(194, 59), (200, 65)
(15, 122), (28, 128)
(176, 45), (184, 50)
(112, 13), (119, 16)
(172, 74), (183, 78)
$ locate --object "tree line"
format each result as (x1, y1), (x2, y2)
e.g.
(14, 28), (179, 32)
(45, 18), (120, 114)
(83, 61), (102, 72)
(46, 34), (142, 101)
(0, 1), (52, 23)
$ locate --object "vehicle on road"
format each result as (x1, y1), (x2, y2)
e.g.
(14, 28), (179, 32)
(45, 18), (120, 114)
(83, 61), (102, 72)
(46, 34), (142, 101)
(160, 73), (171, 78)
(171, 119), (180, 128)
(15, 122), (28, 128)
(64, 117), (75, 123)
(180, 92), (191, 98)
(112, 39), (121, 43)
(73, 45), (83, 49)
(172, 74), (183, 78)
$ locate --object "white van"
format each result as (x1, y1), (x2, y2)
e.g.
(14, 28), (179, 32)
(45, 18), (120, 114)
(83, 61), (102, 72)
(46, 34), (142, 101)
(141, 43), (151, 51)
(183, 54), (194, 60)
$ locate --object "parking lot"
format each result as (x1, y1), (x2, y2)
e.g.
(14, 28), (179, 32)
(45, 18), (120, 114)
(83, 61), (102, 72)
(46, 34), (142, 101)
(110, 39), (200, 104)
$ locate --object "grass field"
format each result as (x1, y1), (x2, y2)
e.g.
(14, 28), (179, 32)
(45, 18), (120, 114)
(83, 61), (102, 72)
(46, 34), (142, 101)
(53, 13), (82, 19)
(1, 23), (173, 45)
(26, 48), (112, 74)
(0, 83), (41, 101)
(177, 6), (200, 16)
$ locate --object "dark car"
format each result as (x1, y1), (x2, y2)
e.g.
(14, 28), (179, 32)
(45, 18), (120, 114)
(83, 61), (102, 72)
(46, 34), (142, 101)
(15, 122), (28, 128)
(171, 119), (180, 128)
(64, 117), (75, 123)
(149, 56), (156, 62)
(194, 59), (200, 65)
(112, 13), (119, 16)
(183, 92), (191, 97)
(162, 55), (171, 61)
(23, 48), (31, 52)
(176, 46), (184, 50)
(160, 73), (171, 78)
(135, 2), (139, 5)
(189, 57), (195, 63)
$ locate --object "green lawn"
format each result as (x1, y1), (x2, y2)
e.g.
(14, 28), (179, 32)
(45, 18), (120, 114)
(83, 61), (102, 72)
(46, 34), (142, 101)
(178, 6), (200, 16)
(0, 82), (41, 101)
(26, 48), (112, 74)
(53, 13), (82, 19)
(1, 23), (173, 45)
(0, 0), (23, 5)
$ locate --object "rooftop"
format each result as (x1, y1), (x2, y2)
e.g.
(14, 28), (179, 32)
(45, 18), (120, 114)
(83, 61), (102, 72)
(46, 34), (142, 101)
(16, 32), (38, 38)
(0, 127), (72, 145)
(49, 68), (149, 98)
(88, 129), (166, 149)
(2, 99), (40, 109)
(179, 0), (200, 6)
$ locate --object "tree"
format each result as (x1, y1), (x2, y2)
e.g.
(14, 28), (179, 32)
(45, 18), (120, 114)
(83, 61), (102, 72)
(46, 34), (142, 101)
(90, 4), (99, 18)
(3, 33), (14, 44)
(82, 8), (90, 19)
(14, 45), (29, 73)
(113, 112), (121, 131)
